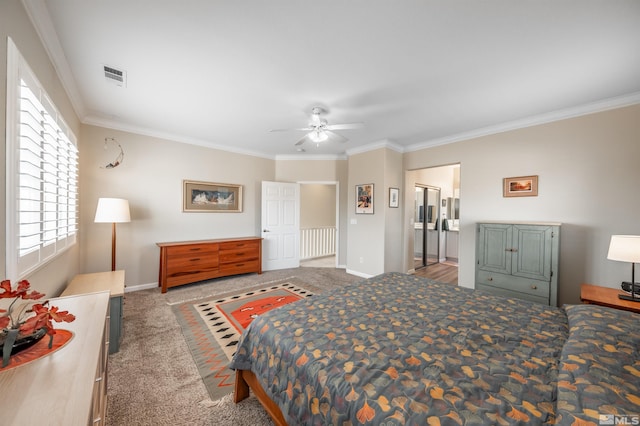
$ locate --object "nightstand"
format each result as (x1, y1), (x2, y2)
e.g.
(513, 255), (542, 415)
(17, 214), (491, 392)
(580, 283), (640, 314)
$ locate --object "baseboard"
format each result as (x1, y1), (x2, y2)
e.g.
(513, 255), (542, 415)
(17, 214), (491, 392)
(345, 269), (375, 279)
(125, 282), (158, 293)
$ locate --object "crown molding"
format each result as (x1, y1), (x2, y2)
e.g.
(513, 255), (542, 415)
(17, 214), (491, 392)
(83, 116), (276, 160)
(22, 0), (86, 120)
(275, 154), (348, 161)
(405, 92), (640, 152)
(345, 139), (404, 156)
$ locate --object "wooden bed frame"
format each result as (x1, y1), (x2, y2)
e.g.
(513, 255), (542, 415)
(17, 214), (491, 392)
(234, 369), (287, 426)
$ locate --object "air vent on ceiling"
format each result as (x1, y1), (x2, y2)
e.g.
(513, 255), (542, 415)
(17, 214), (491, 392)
(103, 65), (126, 87)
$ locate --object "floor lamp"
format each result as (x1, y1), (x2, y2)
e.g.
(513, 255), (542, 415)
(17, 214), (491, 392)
(95, 198), (131, 271)
(607, 235), (640, 302)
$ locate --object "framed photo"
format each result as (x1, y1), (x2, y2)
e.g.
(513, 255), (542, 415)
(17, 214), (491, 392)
(356, 184), (374, 214)
(503, 175), (538, 197)
(183, 180), (243, 212)
(389, 187), (399, 208)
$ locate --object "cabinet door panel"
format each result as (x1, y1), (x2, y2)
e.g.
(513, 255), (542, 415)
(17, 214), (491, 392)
(477, 223), (512, 274)
(513, 225), (552, 281)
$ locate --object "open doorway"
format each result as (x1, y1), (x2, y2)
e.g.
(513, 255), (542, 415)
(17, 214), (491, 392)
(407, 164), (460, 285)
(299, 182), (338, 268)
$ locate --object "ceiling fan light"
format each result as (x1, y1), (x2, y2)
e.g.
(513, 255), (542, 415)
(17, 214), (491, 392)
(309, 130), (328, 143)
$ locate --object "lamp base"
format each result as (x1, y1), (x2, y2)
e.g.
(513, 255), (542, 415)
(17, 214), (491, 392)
(621, 281), (640, 294)
(618, 293), (640, 303)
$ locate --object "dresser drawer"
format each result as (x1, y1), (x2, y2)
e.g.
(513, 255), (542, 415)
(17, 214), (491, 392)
(167, 251), (218, 272)
(166, 243), (218, 258)
(476, 283), (549, 305)
(166, 270), (219, 287)
(219, 247), (258, 263)
(476, 270), (550, 298)
(219, 240), (260, 252)
(219, 259), (260, 275)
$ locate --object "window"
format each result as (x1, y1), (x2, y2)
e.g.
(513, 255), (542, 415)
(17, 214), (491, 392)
(6, 38), (78, 280)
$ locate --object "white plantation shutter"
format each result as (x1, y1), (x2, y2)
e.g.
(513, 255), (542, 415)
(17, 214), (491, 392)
(6, 38), (78, 280)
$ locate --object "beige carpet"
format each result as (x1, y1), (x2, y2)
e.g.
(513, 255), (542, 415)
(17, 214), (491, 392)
(106, 267), (361, 426)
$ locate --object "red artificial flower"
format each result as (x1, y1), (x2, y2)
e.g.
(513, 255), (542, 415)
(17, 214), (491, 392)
(20, 303), (76, 336)
(0, 279), (45, 300)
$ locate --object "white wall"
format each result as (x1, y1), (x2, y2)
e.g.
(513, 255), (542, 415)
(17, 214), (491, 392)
(1, 0), (81, 296)
(80, 125), (275, 287)
(404, 104), (640, 305)
(300, 184), (336, 228)
(347, 147), (404, 276)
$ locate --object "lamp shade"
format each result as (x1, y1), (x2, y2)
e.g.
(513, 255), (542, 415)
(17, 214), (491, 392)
(607, 235), (640, 263)
(94, 198), (131, 223)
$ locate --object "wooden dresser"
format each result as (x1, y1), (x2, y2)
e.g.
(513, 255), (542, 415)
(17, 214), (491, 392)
(0, 291), (110, 425)
(157, 237), (262, 293)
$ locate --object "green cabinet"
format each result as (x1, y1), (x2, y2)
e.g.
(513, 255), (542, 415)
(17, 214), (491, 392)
(475, 222), (560, 306)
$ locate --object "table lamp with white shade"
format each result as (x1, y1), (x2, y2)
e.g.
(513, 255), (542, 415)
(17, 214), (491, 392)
(607, 235), (640, 302)
(94, 198), (131, 271)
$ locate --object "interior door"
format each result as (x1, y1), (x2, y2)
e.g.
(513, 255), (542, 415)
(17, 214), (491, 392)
(261, 181), (300, 270)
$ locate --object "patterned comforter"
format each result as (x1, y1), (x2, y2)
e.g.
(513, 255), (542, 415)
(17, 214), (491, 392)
(230, 272), (640, 425)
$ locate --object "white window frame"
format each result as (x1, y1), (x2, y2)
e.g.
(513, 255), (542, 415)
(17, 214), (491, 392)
(5, 37), (78, 281)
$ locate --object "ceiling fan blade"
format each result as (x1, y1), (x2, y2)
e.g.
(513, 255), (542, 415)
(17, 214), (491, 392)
(294, 135), (308, 146)
(270, 127), (313, 132)
(324, 123), (364, 131)
(325, 130), (348, 143)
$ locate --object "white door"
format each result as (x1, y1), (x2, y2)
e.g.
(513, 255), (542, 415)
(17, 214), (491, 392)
(262, 181), (300, 270)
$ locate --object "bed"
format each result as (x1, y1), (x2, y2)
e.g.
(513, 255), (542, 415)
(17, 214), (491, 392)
(230, 272), (640, 425)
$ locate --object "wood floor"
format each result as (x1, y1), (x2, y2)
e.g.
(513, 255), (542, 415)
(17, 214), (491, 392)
(414, 262), (458, 285)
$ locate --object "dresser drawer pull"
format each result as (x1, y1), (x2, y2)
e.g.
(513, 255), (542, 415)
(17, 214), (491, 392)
(235, 263), (245, 267)
(505, 248), (518, 252)
(487, 277), (493, 281)
(190, 258), (201, 262)
(189, 247), (202, 251)
(531, 285), (537, 290)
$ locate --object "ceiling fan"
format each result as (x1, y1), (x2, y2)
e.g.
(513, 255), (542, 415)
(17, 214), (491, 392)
(270, 106), (363, 147)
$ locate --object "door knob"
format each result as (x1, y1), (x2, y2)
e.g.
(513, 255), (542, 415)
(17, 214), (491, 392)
(262, 229), (270, 232)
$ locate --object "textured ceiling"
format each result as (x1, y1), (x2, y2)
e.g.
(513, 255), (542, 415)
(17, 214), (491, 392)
(25, 0), (640, 158)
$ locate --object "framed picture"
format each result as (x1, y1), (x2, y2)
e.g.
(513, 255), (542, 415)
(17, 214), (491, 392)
(183, 180), (243, 212)
(503, 175), (538, 197)
(389, 187), (399, 208)
(356, 184), (374, 214)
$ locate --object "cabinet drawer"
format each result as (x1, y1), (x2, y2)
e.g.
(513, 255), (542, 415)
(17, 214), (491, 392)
(219, 240), (260, 252)
(166, 243), (218, 258)
(476, 270), (550, 298)
(476, 283), (549, 305)
(166, 270), (219, 287)
(219, 247), (258, 263)
(219, 259), (260, 275)
(166, 253), (219, 274)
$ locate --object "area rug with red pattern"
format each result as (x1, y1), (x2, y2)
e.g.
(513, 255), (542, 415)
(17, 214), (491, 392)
(170, 278), (313, 401)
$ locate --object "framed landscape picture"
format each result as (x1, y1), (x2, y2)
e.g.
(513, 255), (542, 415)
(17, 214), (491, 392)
(183, 180), (243, 212)
(503, 175), (538, 197)
(356, 184), (374, 214)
